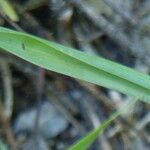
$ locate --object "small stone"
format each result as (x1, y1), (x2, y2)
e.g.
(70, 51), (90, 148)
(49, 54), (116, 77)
(14, 101), (68, 139)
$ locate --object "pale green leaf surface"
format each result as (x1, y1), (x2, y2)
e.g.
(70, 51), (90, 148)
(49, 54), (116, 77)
(0, 139), (8, 150)
(0, 27), (150, 103)
(0, 0), (19, 21)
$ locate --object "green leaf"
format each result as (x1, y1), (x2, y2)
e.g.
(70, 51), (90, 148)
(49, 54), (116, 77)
(0, 139), (8, 150)
(68, 114), (116, 150)
(0, 27), (150, 103)
(68, 98), (138, 150)
(0, 0), (19, 21)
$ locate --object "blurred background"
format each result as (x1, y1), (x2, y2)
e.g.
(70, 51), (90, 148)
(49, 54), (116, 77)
(0, 0), (150, 150)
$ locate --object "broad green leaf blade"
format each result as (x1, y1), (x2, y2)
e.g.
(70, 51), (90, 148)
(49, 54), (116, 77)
(0, 27), (150, 103)
(0, 0), (19, 21)
(68, 99), (138, 150)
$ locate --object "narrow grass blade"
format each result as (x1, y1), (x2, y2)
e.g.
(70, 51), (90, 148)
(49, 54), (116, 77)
(0, 27), (150, 103)
(68, 98), (138, 150)
(0, 0), (19, 21)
